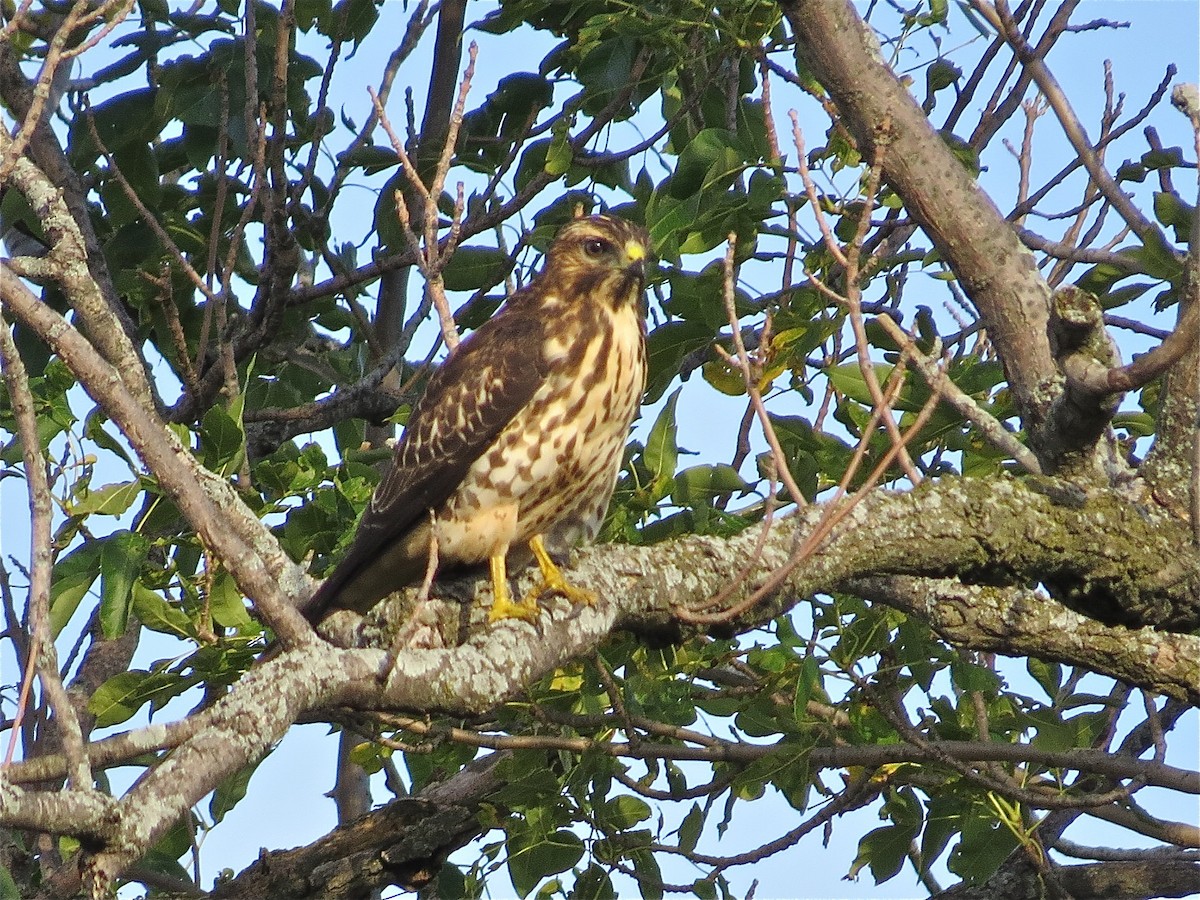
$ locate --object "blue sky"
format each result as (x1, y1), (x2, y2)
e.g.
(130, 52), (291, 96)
(1, 2), (1198, 898)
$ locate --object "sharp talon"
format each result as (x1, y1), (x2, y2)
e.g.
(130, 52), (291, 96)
(527, 534), (597, 609)
(488, 594), (541, 623)
(528, 575), (596, 608)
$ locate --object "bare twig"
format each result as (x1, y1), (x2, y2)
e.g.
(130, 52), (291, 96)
(975, 0), (1174, 256)
(0, 268), (313, 647)
(370, 41), (480, 352)
(676, 388), (941, 625)
(0, 0), (134, 181)
(874, 313), (1043, 474)
(0, 314), (91, 788)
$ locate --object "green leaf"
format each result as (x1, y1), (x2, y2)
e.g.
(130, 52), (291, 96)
(83, 412), (136, 469)
(441, 245), (513, 292)
(545, 121), (573, 176)
(199, 403), (246, 475)
(508, 828), (584, 898)
(948, 801), (1019, 884)
(677, 803), (703, 853)
(69, 88), (159, 159)
(700, 357), (746, 396)
(829, 363), (893, 406)
(671, 464), (749, 507)
(1125, 240), (1184, 282)
(405, 740), (477, 793)
(950, 659), (1001, 695)
(50, 541), (103, 637)
(1116, 161), (1147, 183)
(69, 480), (142, 517)
(207, 569), (252, 628)
(99, 530), (150, 639)
(643, 389), (681, 487)
(669, 129), (747, 199)
(331, 0), (380, 47)
(137, 816), (196, 887)
(631, 850), (663, 900)
(920, 794), (962, 878)
(87, 670), (154, 728)
(848, 788), (923, 884)
(644, 320), (712, 402)
(435, 865), (468, 900)
(793, 655), (820, 722)
(131, 582), (194, 638)
(1142, 146), (1184, 171)
(210, 759), (261, 824)
(926, 59), (960, 93)
(0, 863), (19, 900)
(645, 191), (701, 263)
(1026, 658), (1062, 700)
(1153, 191), (1196, 239)
(349, 738), (391, 775)
(102, 142), (162, 226)
(1026, 706), (1075, 753)
(335, 143), (401, 173)
(570, 865), (615, 900)
(600, 795), (652, 830)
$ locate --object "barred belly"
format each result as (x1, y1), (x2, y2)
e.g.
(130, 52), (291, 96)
(436, 299), (646, 564)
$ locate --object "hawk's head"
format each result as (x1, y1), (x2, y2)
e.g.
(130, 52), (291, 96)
(544, 215), (650, 310)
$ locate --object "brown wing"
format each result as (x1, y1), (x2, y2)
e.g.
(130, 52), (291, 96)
(303, 304), (547, 619)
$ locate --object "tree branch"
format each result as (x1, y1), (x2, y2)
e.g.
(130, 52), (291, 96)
(778, 0), (1063, 465)
(0, 268), (313, 646)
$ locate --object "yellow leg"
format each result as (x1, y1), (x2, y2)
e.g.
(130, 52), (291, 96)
(487, 552), (540, 623)
(525, 534), (596, 608)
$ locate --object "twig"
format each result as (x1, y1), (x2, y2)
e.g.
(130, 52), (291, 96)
(676, 389), (941, 625)
(0, 1), (34, 43)
(0, 0), (134, 181)
(975, 0), (1175, 256)
(651, 775), (877, 877)
(369, 42), (480, 352)
(0, 314), (92, 788)
(874, 314), (1043, 473)
(0, 267), (314, 647)
(318, 0), (435, 220)
(83, 106), (215, 302)
(717, 237), (808, 508)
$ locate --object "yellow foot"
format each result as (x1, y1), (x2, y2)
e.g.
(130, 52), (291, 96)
(488, 591), (541, 623)
(487, 552), (541, 623)
(525, 534), (596, 608)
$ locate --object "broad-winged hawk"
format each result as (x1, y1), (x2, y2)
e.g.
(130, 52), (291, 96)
(305, 214), (650, 623)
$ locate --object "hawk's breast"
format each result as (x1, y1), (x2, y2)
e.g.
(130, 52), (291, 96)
(436, 294), (646, 563)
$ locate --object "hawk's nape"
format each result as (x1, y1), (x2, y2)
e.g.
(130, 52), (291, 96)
(302, 215), (650, 626)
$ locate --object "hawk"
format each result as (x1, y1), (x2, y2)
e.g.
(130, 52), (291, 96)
(304, 214), (650, 624)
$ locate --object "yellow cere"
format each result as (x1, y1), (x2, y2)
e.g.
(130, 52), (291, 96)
(624, 241), (647, 262)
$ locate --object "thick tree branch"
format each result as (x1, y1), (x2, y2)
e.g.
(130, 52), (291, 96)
(6, 465), (1197, 889)
(778, 0), (1064, 465)
(850, 577), (1198, 708)
(0, 134), (158, 413)
(210, 751), (506, 899)
(0, 269), (313, 645)
(0, 37), (147, 380)
(935, 856), (1200, 900)
(322, 478), (1198, 716)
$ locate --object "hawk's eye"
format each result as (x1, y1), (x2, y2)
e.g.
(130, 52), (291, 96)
(582, 237), (609, 258)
